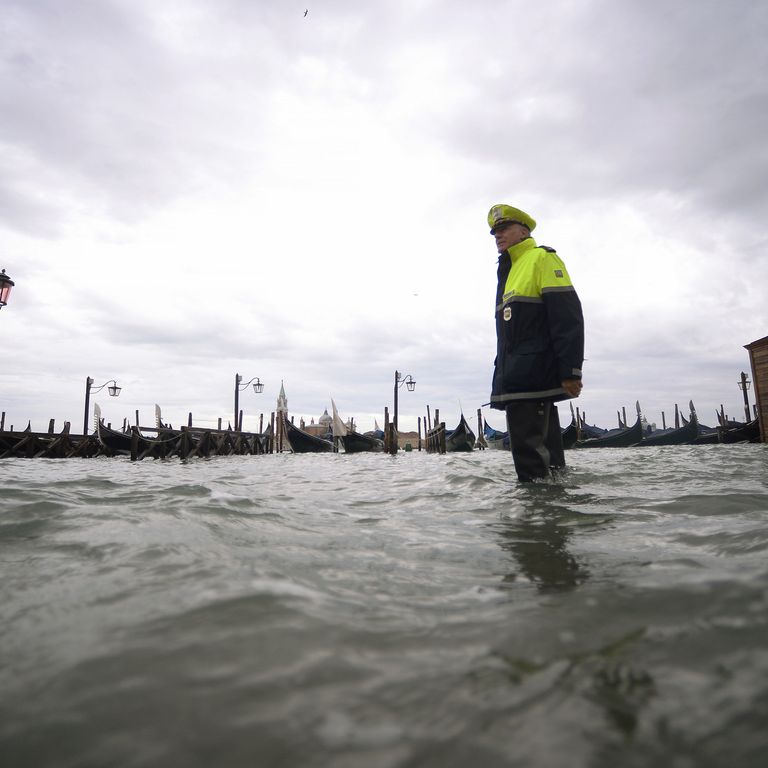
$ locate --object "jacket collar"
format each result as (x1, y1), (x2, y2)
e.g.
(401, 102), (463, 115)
(505, 236), (537, 261)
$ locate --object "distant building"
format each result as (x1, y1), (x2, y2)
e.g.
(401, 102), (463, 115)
(276, 381), (288, 416)
(275, 385), (345, 437)
(303, 409), (332, 437)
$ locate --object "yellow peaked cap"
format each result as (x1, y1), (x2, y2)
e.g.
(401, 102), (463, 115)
(487, 204), (536, 233)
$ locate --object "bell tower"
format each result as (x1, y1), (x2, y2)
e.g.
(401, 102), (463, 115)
(275, 381), (288, 452)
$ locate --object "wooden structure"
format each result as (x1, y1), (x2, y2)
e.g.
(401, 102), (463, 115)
(381, 406), (420, 454)
(0, 419), (274, 461)
(0, 422), (100, 459)
(745, 335), (768, 443)
(425, 422), (446, 453)
(475, 408), (487, 450)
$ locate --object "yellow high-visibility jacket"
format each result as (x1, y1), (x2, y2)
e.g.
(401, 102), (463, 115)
(490, 237), (584, 408)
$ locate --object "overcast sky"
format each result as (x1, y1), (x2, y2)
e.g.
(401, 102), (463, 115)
(2, 0), (767, 436)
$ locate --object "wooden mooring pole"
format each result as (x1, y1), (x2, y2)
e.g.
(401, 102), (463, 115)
(476, 408), (485, 449)
(384, 406), (391, 453)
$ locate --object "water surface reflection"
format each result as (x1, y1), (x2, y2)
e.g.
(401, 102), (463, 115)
(494, 486), (603, 592)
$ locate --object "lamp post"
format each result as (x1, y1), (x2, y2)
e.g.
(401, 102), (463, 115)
(83, 377), (121, 435)
(234, 373), (264, 431)
(393, 370), (416, 433)
(0, 269), (15, 309)
(738, 371), (752, 422)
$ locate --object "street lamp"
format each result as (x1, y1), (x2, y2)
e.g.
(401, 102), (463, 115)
(83, 377), (121, 435)
(0, 269), (15, 309)
(234, 373), (264, 431)
(393, 370), (416, 433)
(737, 371), (752, 422)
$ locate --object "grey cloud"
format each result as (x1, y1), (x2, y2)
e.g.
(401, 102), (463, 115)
(1, 0), (278, 233)
(5, 0), (766, 235)
(428, 1), (768, 219)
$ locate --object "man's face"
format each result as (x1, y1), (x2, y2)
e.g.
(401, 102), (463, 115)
(493, 221), (529, 253)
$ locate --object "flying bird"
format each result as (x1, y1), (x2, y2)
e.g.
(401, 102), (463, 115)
(304, 9), (308, 16)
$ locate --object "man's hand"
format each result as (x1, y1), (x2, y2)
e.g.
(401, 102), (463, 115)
(561, 378), (583, 397)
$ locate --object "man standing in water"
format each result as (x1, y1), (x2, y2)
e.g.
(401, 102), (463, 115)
(488, 204), (584, 482)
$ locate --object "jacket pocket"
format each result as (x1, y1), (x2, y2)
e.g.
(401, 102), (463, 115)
(510, 338), (547, 355)
(501, 343), (555, 392)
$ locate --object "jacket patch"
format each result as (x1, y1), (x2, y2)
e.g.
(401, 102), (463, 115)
(554, 269), (563, 278)
(503, 306), (512, 321)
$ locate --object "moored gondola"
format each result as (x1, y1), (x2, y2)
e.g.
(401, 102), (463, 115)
(283, 414), (334, 453)
(574, 416), (643, 448)
(445, 414), (476, 452)
(691, 430), (720, 444)
(483, 420), (508, 450)
(95, 416), (133, 455)
(635, 401), (699, 446)
(486, 413), (580, 450)
(341, 430), (385, 453)
(97, 418), (176, 457)
(720, 418), (760, 444)
(561, 420), (578, 449)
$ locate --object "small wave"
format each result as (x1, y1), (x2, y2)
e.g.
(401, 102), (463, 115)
(646, 493), (768, 517)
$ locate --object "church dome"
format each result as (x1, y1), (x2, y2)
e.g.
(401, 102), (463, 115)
(318, 408), (332, 426)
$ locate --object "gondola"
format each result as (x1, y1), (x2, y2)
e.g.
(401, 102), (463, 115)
(96, 418), (174, 457)
(283, 414), (334, 453)
(486, 434), (509, 450)
(560, 400), (579, 449)
(720, 418), (760, 444)
(635, 416), (698, 446)
(573, 416), (643, 448)
(691, 430), (720, 444)
(579, 423), (608, 439)
(635, 402), (699, 446)
(98, 421), (138, 454)
(94, 404), (134, 456)
(341, 430), (385, 453)
(561, 420), (579, 449)
(328, 399), (383, 453)
(485, 416), (577, 450)
(689, 410), (720, 443)
(483, 420), (508, 450)
(445, 414), (476, 452)
(95, 417), (134, 455)
(565, 401), (606, 443)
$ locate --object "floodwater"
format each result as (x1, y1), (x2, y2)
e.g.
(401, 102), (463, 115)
(1, 445), (767, 767)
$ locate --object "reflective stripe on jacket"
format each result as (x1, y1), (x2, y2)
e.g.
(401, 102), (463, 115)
(490, 237), (584, 409)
